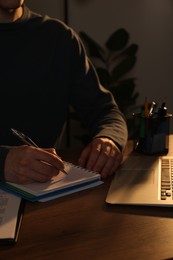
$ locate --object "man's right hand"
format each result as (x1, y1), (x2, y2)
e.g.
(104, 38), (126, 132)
(4, 145), (65, 184)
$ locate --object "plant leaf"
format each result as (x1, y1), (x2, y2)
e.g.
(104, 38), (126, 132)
(113, 44), (138, 61)
(79, 31), (105, 61)
(106, 28), (129, 51)
(111, 55), (137, 81)
(110, 78), (139, 111)
(121, 43), (138, 56)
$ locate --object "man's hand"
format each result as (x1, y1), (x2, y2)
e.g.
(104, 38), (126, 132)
(4, 145), (65, 184)
(78, 137), (123, 179)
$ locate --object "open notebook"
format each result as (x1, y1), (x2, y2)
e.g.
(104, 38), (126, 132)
(0, 190), (24, 245)
(0, 161), (103, 202)
(106, 155), (173, 207)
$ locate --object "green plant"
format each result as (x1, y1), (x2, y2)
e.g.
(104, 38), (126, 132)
(79, 28), (139, 115)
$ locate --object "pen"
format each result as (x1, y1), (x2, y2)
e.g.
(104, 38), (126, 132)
(158, 101), (167, 117)
(11, 128), (39, 147)
(11, 128), (68, 175)
(144, 97), (149, 118)
(148, 101), (156, 118)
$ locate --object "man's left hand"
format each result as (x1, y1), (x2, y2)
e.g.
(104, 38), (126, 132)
(78, 137), (123, 179)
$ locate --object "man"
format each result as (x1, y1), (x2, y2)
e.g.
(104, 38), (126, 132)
(0, 0), (128, 184)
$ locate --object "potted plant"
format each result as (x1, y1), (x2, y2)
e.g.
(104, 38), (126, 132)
(79, 28), (139, 116)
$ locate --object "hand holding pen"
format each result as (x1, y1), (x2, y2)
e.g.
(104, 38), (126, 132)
(3, 128), (67, 184)
(11, 128), (67, 175)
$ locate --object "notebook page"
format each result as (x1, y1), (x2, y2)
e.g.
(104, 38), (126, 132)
(7, 161), (101, 196)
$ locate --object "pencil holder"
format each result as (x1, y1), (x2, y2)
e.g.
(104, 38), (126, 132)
(132, 112), (172, 155)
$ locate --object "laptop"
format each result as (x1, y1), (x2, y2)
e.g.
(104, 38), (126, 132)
(106, 155), (173, 207)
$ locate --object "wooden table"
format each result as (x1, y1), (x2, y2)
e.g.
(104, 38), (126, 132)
(1, 137), (173, 260)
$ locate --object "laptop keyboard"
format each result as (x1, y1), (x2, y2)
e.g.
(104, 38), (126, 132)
(161, 157), (173, 200)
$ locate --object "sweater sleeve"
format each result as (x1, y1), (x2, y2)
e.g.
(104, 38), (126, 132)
(67, 29), (128, 150)
(0, 146), (11, 182)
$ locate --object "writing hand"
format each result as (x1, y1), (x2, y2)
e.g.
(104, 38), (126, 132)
(78, 137), (123, 179)
(4, 146), (65, 184)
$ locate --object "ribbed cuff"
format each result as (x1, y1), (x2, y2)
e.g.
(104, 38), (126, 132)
(0, 146), (11, 182)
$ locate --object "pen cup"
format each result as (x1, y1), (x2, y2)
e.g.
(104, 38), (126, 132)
(132, 112), (172, 155)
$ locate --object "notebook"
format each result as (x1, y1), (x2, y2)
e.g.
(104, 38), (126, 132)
(0, 189), (24, 245)
(0, 161), (103, 202)
(106, 155), (173, 207)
